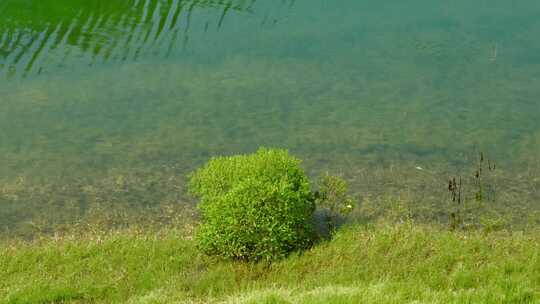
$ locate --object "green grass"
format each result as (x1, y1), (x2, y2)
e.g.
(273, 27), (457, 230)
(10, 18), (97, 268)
(1, 222), (539, 303)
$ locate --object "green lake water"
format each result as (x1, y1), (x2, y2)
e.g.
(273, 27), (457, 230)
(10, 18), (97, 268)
(1, 0), (540, 236)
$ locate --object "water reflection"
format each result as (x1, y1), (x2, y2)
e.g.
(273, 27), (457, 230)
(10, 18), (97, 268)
(0, 0), (292, 78)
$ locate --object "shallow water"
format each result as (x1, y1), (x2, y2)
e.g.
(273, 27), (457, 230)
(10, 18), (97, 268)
(1, 0), (540, 235)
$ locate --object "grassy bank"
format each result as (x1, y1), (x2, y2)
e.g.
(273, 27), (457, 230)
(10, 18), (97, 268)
(1, 222), (539, 303)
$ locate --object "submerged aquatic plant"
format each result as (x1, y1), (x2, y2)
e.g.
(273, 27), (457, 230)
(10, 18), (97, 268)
(314, 173), (355, 234)
(448, 152), (497, 231)
(448, 176), (463, 231)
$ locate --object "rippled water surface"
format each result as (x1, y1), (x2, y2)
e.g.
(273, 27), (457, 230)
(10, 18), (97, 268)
(2, 0), (540, 236)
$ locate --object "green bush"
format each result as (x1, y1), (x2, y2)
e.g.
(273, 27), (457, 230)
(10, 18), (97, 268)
(189, 148), (316, 261)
